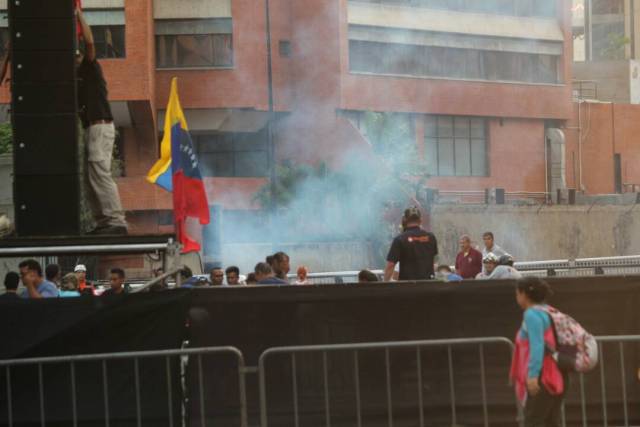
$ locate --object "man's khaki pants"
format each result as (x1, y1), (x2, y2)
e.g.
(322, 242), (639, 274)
(85, 123), (127, 228)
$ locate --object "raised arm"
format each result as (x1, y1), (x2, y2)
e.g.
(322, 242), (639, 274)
(76, 7), (96, 61)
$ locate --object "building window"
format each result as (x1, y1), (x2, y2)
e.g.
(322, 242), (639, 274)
(93, 26), (126, 59)
(83, 9), (126, 59)
(193, 130), (268, 178)
(156, 18), (233, 68)
(355, 0), (556, 18)
(279, 40), (292, 58)
(349, 40), (560, 84)
(424, 116), (488, 177)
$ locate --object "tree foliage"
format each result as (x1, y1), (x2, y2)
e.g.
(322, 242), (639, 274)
(0, 123), (12, 155)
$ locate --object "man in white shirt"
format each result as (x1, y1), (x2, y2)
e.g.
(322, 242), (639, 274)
(482, 231), (507, 259)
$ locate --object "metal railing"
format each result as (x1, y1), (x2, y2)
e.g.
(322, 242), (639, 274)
(572, 79), (599, 101)
(0, 346), (248, 427)
(3, 335), (640, 426)
(289, 254), (640, 284)
(558, 335), (640, 427)
(436, 190), (548, 204)
(258, 337), (517, 427)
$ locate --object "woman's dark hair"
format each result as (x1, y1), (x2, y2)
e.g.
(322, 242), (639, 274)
(516, 277), (553, 303)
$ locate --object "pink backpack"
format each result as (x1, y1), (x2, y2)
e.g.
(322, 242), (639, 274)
(537, 305), (598, 373)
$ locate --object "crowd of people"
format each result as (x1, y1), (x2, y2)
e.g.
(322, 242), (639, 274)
(0, 206), (525, 298)
(0, 260), (128, 299)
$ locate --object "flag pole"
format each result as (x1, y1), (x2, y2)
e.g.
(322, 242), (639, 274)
(264, 0), (277, 249)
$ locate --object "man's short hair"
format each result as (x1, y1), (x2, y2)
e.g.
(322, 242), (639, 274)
(273, 252), (290, 263)
(265, 255), (275, 266)
(459, 235), (471, 243)
(437, 264), (452, 273)
(358, 270), (379, 282)
(18, 259), (43, 277)
(225, 266), (240, 276)
(254, 262), (273, 276)
(210, 267), (223, 273)
(4, 272), (19, 291)
(483, 231), (494, 239)
(403, 206), (421, 222)
(45, 264), (61, 281)
(110, 268), (125, 279)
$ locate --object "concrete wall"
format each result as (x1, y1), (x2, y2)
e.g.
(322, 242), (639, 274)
(431, 204), (640, 264)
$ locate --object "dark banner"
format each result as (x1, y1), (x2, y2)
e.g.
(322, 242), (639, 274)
(1, 277), (639, 426)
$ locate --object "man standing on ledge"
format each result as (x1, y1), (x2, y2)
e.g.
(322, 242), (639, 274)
(76, 7), (128, 235)
(384, 207), (438, 281)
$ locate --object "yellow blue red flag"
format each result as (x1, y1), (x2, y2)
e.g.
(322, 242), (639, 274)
(147, 78), (209, 252)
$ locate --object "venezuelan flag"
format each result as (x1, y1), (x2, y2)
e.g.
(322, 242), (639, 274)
(147, 78), (210, 252)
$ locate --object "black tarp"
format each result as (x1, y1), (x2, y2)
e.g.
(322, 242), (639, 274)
(1, 277), (640, 426)
(0, 291), (191, 426)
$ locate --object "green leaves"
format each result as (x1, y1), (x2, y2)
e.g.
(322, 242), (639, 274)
(0, 123), (12, 155)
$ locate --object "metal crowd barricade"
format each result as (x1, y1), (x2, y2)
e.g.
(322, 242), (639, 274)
(0, 346), (248, 427)
(258, 337), (517, 427)
(560, 335), (640, 427)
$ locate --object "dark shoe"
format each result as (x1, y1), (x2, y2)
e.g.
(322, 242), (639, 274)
(88, 225), (129, 235)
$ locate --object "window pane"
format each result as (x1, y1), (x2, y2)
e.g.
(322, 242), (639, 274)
(424, 116), (437, 137)
(454, 117), (469, 137)
(156, 33), (234, 68)
(470, 118), (485, 138)
(471, 139), (488, 176)
(199, 152), (234, 177)
(235, 151), (268, 177)
(235, 131), (267, 151)
(437, 116), (453, 137)
(213, 34), (233, 66)
(438, 138), (454, 176)
(197, 134), (233, 152)
(454, 138), (471, 176)
(424, 137), (438, 175)
(93, 26), (126, 59)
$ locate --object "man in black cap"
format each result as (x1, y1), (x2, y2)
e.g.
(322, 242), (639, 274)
(384, 207), (438, 281)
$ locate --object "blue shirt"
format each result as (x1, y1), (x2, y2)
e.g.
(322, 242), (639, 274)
(21, 280), (59, 298)
(519, 307), (551, 378)
(59, 290), (81, 298)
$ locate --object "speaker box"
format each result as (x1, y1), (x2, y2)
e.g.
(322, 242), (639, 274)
(10, 19), (76, 51)
(8, 0), (75, 19)
(12, 114), (79, 175)
(12, 83), (77, 114)
(11, 50), (76, 83)
(10, 0), (80, 236)
(14, 174), (81, 236)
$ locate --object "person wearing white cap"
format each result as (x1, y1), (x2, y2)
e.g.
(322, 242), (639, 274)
(74, 264), (94, 295)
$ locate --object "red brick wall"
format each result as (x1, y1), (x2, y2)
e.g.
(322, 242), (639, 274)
(565, 102), (640, 194)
